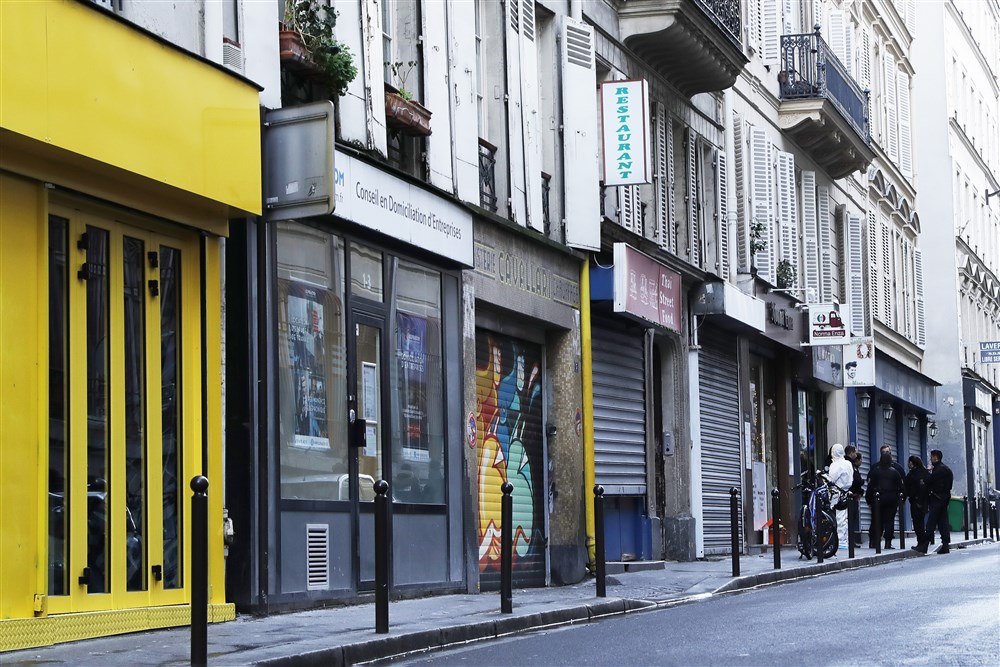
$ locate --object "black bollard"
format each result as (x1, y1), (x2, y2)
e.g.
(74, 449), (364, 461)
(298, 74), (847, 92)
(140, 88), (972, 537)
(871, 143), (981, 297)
(874, 491), (882, 555)
(973, 496), (978, 540)
(729, 487), (740, 577)
(898, 493), (906, 550)
(771, 488), (781, 570)
(993, 503), (999, 541)
(190, 476), (209, 667)
(848, 496), (857, 559)
(500, 482), (514, 613)
(964, 496), (970, 541)
(594, 485), (606, 598)
(374, 479), (389, 634)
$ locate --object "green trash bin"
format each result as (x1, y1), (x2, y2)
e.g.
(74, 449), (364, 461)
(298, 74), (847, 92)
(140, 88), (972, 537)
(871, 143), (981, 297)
(947, 496), (966, 533)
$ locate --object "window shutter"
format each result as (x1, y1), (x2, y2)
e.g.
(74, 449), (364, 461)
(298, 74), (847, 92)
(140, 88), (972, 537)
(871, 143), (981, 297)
(801, 171), (819, 302)
(813, 0), (826, 34)
(667, 118), (677, 253)
(902, 239), (913, 340)
(450, 0), (481, 204)
(687, 128), (700, 267)
(883, 52), (898, 163)
(506, 0), (527, 226)
(618, 184), (641, 235)
(762, 0), (780, 66)
(843, 18), (854, 79)
(897, 70), (912, 177)
(351, 0), (387, 154)
(828, 10), (847, 66)
(519, 0), (544, 232)
(655, 102), (670, 251)
(905, 0), (916, 35)
(782, 0), (795, 34)
(776, 151), (798, 285)
(423, 0), (453, 191)
(750, 127), (775, 283)
(748, 0), (761, 52)
(859, 28), (871, 91)
(716, 151), (731, 280)
(733, 112), (749, 273)
(817, 186), (832, 301)
(561, 16), (600, 250)
(867, 211), (880, 327)
(846, 213), (866, 336)
(914, 247), (925, 347)
(879, 215), (893, 328)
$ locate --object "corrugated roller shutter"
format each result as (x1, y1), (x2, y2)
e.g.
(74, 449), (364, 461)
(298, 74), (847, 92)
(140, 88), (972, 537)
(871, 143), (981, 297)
(907, 422), (922, 464)
(698, 329), (743, 554)
(475, 331), (546, 590)
(884, 416), (897, 465)
(592, 320), (646, 494)
(857, 405), (872, 535)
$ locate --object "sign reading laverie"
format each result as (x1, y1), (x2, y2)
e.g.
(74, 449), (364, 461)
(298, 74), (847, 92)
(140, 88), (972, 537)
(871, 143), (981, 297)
(600, 80), (651, 186)
(981, 341), (1000, 364)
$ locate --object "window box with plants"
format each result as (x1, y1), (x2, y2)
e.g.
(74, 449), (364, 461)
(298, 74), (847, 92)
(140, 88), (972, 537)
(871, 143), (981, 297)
(384, 60), (432, 136)
(280, 0), (357, 99)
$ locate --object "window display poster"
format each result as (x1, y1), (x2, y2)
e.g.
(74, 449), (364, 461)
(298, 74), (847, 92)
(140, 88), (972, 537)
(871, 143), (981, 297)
(397, 312), (429, 462)
(288, 284), (330, 450)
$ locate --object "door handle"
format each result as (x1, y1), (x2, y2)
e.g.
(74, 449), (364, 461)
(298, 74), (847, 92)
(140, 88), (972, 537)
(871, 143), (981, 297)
(79, 567), (91, 587)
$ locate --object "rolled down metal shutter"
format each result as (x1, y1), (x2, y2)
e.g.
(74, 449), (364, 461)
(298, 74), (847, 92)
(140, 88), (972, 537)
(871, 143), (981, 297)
(592, 320), (646, 494)
(698, 329), (743, 554)
(907, 422), (922, 464)
(857, 405), (872, 534)
(475, 331), (546, 590)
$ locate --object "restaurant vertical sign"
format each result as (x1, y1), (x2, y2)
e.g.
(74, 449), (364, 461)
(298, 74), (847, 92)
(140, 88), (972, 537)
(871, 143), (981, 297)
(601, 80), (651, 186)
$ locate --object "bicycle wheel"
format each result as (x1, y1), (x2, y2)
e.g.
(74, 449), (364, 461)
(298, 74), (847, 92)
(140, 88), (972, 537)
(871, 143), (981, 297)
(797, 505), (813, 559)
(816, 509), (838, 559)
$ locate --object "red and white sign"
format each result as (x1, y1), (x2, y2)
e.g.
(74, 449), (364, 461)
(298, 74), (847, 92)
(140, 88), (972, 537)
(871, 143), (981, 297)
(808, 303), (847, 345)
(613, 243), (682, 333)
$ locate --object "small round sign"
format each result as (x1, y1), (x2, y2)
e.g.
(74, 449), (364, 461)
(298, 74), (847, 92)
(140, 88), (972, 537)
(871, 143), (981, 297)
(574, 407), (583, 438)
(467, 412), (477, 448)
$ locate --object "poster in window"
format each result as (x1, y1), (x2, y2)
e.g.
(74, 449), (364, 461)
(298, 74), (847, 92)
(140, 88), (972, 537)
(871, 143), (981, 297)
(397, 312), (429, 462)
(288, 284), (330, 450)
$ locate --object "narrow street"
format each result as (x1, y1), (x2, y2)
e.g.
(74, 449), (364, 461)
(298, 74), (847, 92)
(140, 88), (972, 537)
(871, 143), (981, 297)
(393, 544), (1000, 666)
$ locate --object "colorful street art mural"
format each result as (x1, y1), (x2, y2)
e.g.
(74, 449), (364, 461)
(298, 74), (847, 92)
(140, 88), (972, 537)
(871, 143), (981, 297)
(474, 333), (545, 588)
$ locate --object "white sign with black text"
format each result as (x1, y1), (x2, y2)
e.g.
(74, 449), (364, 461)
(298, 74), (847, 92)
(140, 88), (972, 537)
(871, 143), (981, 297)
(808, 303), (847, 346)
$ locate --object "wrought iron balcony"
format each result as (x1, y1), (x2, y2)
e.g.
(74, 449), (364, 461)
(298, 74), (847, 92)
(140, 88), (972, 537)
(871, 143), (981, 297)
(777, 30), (875, 179)
(619, 0), (747, 96)
(478, 138), (498, 213)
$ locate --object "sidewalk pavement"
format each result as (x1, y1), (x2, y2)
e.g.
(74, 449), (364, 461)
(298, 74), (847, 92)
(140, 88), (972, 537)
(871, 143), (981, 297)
(5, 539), (991, 667)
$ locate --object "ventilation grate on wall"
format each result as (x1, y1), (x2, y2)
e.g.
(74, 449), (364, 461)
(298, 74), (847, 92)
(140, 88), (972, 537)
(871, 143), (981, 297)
(306, 524), (329, 591)
(222, 40), (244, 73)
(565, 24), (592, 69)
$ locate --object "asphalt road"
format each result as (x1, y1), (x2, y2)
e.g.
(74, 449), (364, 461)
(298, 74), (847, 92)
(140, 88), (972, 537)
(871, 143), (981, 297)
(391, 543), (1000, 666)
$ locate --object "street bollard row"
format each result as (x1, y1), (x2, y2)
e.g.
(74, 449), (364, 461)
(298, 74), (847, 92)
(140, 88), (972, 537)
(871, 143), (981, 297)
(771, 489), (780, 570)
(594, 485), (607, 598)
(190, 476), (209, 667)
(729, 487), (740, 577)
(874, 491), (882, 555)
(964, 495), (970, 541)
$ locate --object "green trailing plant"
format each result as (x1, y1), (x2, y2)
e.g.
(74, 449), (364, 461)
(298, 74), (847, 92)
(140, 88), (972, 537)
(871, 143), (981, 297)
(749, 219), (767, 255)
(283, 0), (357, 98)
(776, 259), (797, 288)
(387, 60), (419, 101)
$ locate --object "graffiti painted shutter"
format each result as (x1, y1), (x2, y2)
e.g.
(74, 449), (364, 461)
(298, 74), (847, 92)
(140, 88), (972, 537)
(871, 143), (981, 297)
(474, 331), (546, 590)
(592, 319), (646, 495)
(698, 327), (743, 555)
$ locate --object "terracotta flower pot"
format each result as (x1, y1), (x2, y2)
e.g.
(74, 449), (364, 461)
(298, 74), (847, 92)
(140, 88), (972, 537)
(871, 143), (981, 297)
(384, 91), (432, 136)
(279, 29), (314, 72)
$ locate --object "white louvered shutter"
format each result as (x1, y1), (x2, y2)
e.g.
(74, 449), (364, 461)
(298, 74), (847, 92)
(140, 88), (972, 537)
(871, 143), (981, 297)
(618, 184), (639, 234)
(883, 53), (898, 163)
(716, 151), (730, 279)
(828, 10), (847, 66)
(762, 0), (780, 66)
(859, 28), (871, 91)
(867, 211), (880, 327)
(776, 151), (798, 285)
(897, 70), (912, 177)
(801, 171), (819, 302)
(655, 102), (670, 251)
(561, 17), (600, 250)
(817, 186), (833, 301)
(813, 0), (826, 34)
(506, 0), (527, 226)
(905, 0), (916, 35)
(846, 213), (866, 336)
(879, 215), (893, 327)
(348, 0), (387, 154)
(667, 117), (678, 253)
(914, 247), (925, 347)
(687, 128), (700, 267)
(748, 0), (761, 53)
(519, 0), (544, 232)
(423, 0), (453, 191)
(450, 0), (481, 204)
(843, 18), (854, 79)
(902, 239), (913, 340)
(734, 112), (749, 273)
(782, 0), (795, 34)
(751, 126), (775, 283)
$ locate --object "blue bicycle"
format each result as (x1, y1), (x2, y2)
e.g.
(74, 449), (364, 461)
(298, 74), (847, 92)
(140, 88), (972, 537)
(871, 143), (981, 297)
(795, 470), (841, 560)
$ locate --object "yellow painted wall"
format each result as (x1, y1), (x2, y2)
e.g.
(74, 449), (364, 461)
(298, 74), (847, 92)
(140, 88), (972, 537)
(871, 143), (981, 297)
(0, 0), (261, 216)
(0, 174), (45, 621)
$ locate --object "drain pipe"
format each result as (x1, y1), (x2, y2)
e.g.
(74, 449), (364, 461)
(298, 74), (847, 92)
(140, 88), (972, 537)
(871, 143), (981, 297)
(581, 256), (597, 567)
(570, 0), (582, 20)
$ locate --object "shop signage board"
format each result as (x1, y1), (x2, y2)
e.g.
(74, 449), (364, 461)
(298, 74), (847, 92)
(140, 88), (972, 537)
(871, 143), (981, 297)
(808, 302), (847, 345)
(600, 80), (651, 186)
(980, 341), (1000, 363)
(612, 242), (681, 332)
(843, 336), (876, 387)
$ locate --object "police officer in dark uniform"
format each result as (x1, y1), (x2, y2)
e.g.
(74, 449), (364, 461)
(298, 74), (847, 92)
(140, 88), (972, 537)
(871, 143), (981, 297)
(913, 449), (954, 554)
(866, 445), (905, 549)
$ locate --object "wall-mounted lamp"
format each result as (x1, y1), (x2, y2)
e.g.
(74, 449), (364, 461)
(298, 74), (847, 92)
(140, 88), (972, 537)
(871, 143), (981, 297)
(881, 402), (894, 422)
(858, 389), (871, 410)
(928, 421), (939, 439)
(907, 413), (918, 430)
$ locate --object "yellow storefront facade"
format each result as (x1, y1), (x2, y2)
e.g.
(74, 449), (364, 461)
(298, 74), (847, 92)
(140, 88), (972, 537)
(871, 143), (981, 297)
(0, 1), (260, 650)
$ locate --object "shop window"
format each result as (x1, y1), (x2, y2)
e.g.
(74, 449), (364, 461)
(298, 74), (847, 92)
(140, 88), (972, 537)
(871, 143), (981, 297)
(276, 223), (348, 501)
(391, 260), (444, 504)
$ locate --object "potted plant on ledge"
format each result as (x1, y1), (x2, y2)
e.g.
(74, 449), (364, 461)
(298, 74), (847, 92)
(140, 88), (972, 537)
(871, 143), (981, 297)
(280, 0), (357, 98)
(384, 60), (432, 136)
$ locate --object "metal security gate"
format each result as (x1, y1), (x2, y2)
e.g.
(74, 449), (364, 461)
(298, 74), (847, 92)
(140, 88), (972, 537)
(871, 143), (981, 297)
(592, 320), (646, 494)
(474, 331), (546, 590)
(857, 403), (872, 537)
(699, 329), (743, 554)
(907, 422), (922, 464)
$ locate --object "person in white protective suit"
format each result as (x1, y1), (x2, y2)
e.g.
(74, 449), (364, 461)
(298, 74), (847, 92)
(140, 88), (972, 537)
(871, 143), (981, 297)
(827, 443), (854, 552)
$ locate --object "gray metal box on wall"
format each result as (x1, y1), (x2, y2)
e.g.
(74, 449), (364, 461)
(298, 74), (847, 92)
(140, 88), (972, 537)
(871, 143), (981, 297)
(264, 101), (335, 221)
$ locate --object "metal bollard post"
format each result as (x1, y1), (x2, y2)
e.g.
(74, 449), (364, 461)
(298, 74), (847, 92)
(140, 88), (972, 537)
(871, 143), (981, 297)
(898, 493), (906, 550)
(992, 503), (999, 541)
(848, 496), (857, 559)
(972, 496), (978, 540)
(190, 476), (209, 667)
(594, 485), (606, 598)
(771, 488), (781, 570)
(874, 491), (882, 555)
(964, 496), (970, 541)
(729, 487), (740, 577)
(500, 482), (514, 613)
(374, 479), (389, 634)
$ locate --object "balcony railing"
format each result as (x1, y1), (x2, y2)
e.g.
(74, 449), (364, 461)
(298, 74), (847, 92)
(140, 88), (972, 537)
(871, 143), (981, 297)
(692, 0), (741, 48)
(779, 31), (870, 144)
(478, 138), (498, 213)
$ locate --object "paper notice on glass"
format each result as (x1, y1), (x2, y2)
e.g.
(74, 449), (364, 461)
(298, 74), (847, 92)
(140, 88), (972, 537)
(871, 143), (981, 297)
(364, 423), (378, 458)
(753, 461), (768, 530)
